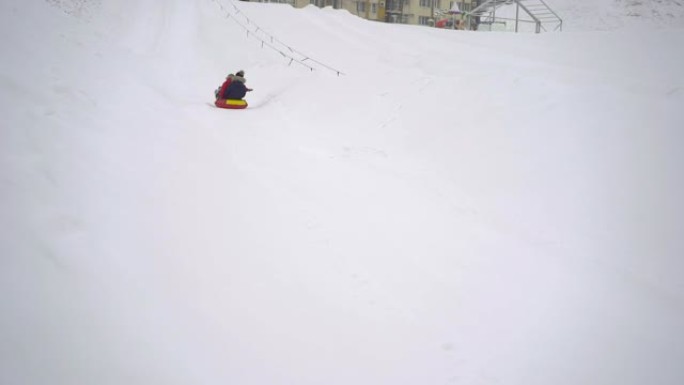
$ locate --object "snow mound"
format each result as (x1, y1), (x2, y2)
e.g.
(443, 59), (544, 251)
(44, 0), (102, 20)
(498, 0), (684, 31)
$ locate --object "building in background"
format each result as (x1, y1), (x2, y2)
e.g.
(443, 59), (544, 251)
(249, 0), (482, 28)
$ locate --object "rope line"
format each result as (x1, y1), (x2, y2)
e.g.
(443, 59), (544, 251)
(210, 0), (345, 76)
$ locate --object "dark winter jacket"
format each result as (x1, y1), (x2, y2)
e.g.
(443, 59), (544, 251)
(224, 76), (248, 100)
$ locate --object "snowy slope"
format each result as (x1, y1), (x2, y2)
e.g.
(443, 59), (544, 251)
(567, 0), (684, 30)
(1, 0), (684, 384)
(496, 0), (684, 31)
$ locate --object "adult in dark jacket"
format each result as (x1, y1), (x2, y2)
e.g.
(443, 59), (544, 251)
(223, 70), (252, 100)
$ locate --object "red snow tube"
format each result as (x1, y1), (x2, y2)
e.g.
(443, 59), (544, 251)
(215, 99), (248, 109)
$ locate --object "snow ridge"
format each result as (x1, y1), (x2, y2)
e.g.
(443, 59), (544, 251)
(44, 0), (102, 20)
(549, 0), (684, 30)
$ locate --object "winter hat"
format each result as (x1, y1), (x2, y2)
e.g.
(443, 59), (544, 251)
(236, 70), (245, 77)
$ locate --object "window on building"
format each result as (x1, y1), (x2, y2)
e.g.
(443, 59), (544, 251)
(371, 3), (377, 13)
(418, 16), (432, 25)
(357, 1), (366, 12)
(420, 0), (441, 8)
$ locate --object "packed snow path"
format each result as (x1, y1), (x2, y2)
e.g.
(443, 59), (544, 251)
(2, 1), (683, 384)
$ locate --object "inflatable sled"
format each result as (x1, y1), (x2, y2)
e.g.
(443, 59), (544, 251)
(215, 98), (248, 109)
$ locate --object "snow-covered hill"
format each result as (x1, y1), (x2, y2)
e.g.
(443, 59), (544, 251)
(43, 0), (684, 31)
(493, 0), (684, 31)
(1, 0), (683, 384)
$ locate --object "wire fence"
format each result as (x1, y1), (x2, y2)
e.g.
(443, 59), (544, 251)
(211, 0), (346, 76)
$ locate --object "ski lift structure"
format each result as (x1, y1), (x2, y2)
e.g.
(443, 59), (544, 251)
(466, 0), (562, 33)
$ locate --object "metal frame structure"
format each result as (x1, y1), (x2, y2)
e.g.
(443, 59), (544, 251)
(467, 0), (562, 33)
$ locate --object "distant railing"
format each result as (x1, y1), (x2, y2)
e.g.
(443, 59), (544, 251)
(211, 0), (346, 75)
(467, 0), (562, 33)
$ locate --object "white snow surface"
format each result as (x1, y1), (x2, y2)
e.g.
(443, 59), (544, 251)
(2, 0), (684, 384)
(492, 0), (684, 31)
